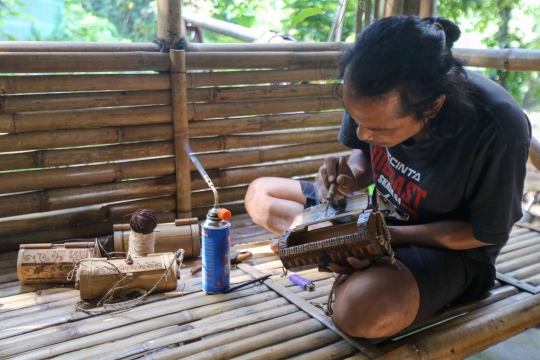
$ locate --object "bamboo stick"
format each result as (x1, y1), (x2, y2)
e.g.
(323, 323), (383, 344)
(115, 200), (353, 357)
(157, 0), (182, 43)
(0, 288), (78, 313)
(185, 42), (348, 52)
(0, 286), (272, 358)
(377, 293), (540, 360)
(509, 228), (531, 237)
(0, 105), (173, 134)
(185, 52), (339, 70)
(0, 272), (17, 283)
(0, 52), (170, 73)
(0, 196), (175, 237)
(171, 49), (192, 219)
(0, 259), (15, 269)
(496, 243), (540, 264)
(506, 231), (538, 244)
(59, 304), (301, 360)
(453, 48), (540, 72)
(0, 283), (50, 298)
(8, 294), (286, 360)
(0, 90), (174, 114)
(496, 252), (540, 273)
(507, 263), (540, 280)
(0, 123), (173, 153)
(211, 84), (334, 103)
(0, 157), (175, 194)
(234, 329), (341, 360)
(0, 297), (79, 326)
(189, 96), (341, 120)
(0, 74), (170, 95)
(292, 340), (361, 360)
(188, 68), (336, 88)
(0, 41), (160, 52)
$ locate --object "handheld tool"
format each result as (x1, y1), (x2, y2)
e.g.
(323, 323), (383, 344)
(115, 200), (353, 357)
(325, 156), (347, 216)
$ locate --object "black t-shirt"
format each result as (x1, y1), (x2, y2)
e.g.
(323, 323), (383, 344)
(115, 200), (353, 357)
(338, 70), (531, 264)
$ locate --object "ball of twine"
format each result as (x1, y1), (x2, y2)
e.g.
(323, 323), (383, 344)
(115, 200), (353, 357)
(130, 209), (158, 234)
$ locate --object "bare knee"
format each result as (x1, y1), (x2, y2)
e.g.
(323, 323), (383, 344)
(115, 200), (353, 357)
(245, 178), (270, 224)
(332, 298), (396, 339)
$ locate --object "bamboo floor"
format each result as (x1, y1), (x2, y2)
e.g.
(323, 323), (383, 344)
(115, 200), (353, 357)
(1, 214), (540, 359)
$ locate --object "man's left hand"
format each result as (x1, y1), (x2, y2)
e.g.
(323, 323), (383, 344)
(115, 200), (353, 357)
(319, 257), (371, 274)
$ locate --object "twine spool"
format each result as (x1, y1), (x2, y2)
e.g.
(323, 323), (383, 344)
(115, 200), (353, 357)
(127, 209), (158, 258)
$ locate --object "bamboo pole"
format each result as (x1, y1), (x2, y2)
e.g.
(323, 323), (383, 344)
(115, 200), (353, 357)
(507, 263), (540, 280)
(496, 252), (540, 273)
(373, 0), (381, 20)
(453, 48), (540, 71)
(500, 236), (540, 253)
(385, 0), (403, 16)
(506, 231), (539, 244)
(0, 286), (272, 358)
(0, 196), (176, 237)
(376, 293), (540, 360)
(364, 0), (372, 28)
(171, 49), (192, 218)
(0, 283), (50, 298)
(419, 0), (436, 18)
(0, 52), (170, 73)
(293, 340), (361, 360)
(0, 74), (170, 95)
(188, 68), (336, 88)
(356, 0), (364, 34)
(497, 244), (540, 264)
(185, 42), (348, 52)
(157, 0), (182, 44)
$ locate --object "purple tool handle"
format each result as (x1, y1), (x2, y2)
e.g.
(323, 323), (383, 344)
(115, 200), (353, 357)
(289, 274), (315, 291)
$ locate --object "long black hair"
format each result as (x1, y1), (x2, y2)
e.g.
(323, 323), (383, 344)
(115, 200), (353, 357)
(337, 16), (478, 139)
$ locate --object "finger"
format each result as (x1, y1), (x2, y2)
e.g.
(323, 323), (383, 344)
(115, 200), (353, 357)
(270, 240), (279, 254)
(324, 156), (338, 183)
(327, 262), (354, 275)
(347, 257), (371, 270)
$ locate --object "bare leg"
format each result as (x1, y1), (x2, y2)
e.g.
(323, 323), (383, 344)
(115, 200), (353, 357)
(245, 177), (306, 235)
(332, 258), (420, 338)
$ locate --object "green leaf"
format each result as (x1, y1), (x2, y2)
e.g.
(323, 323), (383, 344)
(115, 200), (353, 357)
(290, 7), (323, 28)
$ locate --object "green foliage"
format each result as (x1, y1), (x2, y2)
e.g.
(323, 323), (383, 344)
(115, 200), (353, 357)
(290, 7), (323, 28)
(0, 0), (31, 40)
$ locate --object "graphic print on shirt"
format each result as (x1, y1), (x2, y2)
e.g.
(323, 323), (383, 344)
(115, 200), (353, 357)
(371, 146), (428, 221)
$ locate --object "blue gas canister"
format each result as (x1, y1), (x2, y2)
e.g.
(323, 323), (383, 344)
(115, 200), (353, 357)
(201, 207), (232, 293)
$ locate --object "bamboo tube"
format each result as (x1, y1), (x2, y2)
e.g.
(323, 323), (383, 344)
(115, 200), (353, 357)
(0, 212), (176, 252)
(211, 84), (334, 103)
(185, 52), (339, 70)
(157, 0), (182, 43)
(0, 283), (50, 298)
(190, 128), (340, 153)
(0, 157), (175, 195)
(506, 231), (538, 244)
(234, 329), (341, 360)
(419, 0), (436, 18)
(0, 288), (78, 313)
(293, 340), (361, 360)
(0, 90), (174, 114)
(0, 52), (170, 73)
(188, 68), (336, 88)
(377, 293), (540, 360)
(496, 252), (540, 273)
(509, 228), (531, 237)
(0, 105), (173, 134)
(364, 0), (372, 27)
(8, 297), (286, 360)
(171, 49), (192, 219)
(356, 0), (364, 34)
(59, 304), (301, 360)
(0, 41), (342, 53)
(0, 286), (272, 358)
(0, 74), (170, 95)
(189, 96), (341, 120)
(0, 297), (79, 326)
(507, 263), (540, 280)
(0, 272), (18, 283)
(453, 48), (540, 71)
(496, 244), (540, 264)
(0, 123), (173, 153)
(146, 312), (310, 360)
(192, 186), (248, 207)
(189, 111), (344, 137)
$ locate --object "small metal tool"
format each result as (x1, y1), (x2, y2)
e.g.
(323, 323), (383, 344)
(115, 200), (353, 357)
(325, 156), (347, 216)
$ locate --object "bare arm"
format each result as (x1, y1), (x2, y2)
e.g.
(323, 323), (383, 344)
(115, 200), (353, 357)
(389, 220), (489, 250)
(347, 148), (374, 191)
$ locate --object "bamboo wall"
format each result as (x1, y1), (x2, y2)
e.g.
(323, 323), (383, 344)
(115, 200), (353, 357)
(0, 46), (348, 251)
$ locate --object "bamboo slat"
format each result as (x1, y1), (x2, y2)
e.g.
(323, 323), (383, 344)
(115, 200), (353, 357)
(157, 0), (182, 42)
(0, 52), (170, 73)
(292, 340), (361, 360)
(507, 263), (540, 280)
(0, 74), (170, 95)
(188, 68), (336, 88)
(453, 48), (540, 71)
(497, 252), (540, 273)
(185, 52), (339, 70)
(377, 293), (540, 360)
(185, 42), (348, 52)
(496, 244), (540, 264)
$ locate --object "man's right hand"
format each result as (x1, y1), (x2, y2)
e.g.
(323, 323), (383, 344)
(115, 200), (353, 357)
(315, 155), (361, 201)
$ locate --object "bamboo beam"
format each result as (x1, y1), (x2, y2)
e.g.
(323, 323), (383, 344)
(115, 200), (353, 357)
(0, 52), (170, 73)
(185, 52), (339, 70)
(171, 49), (191, 218)
(376, 293), (540, 360)
(157, 0), (182, 44)
(0, 41), (347, 53)
(0, 74), (170, 95)
(419, 0), (436, 18)
(453, 48), (540, 71)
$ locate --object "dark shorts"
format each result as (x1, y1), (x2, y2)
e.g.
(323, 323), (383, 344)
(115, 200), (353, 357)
(299, 180), (496, 324)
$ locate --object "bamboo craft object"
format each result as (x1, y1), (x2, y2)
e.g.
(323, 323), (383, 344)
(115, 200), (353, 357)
(17, 242), (97, 283)
(76, 252), (179, 300)
(112, 218), (200, 257)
